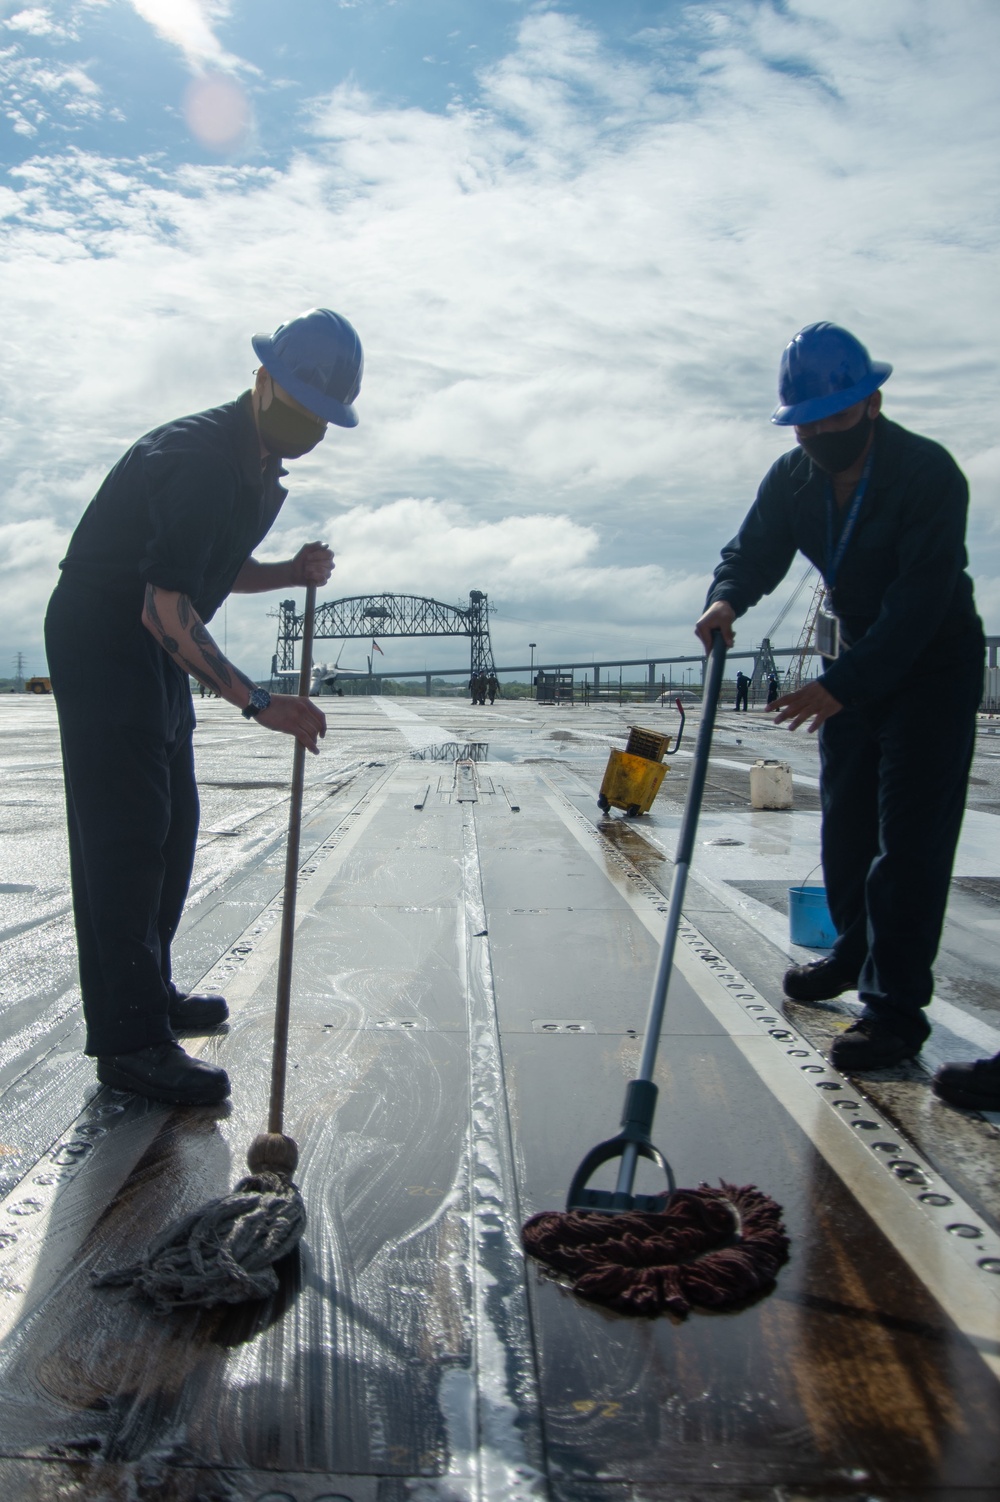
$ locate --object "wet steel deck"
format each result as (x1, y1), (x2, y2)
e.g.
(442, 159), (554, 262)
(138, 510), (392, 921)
(0, 694), (999, 1500)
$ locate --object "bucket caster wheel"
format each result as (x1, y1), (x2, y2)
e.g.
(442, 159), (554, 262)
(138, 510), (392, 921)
(626, 803), (641, 818)
(597, 793), (610, 813)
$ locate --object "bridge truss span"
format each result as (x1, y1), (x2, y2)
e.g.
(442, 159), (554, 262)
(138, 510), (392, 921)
(274, 589), (497, 680)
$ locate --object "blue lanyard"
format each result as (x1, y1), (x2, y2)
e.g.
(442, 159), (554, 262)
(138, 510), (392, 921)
(824, 450), (875, 592)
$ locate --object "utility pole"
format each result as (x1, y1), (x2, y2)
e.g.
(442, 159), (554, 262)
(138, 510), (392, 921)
(12, 651), (25, 692)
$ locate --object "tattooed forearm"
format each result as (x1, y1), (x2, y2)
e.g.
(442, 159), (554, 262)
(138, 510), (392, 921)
(142, 584), (248, 704)
(191, 621), (232, 688)
(179, 653), (214, 689)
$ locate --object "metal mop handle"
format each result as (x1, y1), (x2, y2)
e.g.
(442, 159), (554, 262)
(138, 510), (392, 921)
(613, 630), (728, 1197)
(267, 581), (317, 1137)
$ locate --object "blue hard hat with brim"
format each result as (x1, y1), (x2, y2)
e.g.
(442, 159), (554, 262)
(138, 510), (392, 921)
(772, 321), (891, 426)
(252, 307), (363, 428)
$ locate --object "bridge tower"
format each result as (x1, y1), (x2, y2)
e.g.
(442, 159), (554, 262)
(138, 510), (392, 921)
(467, 591), (496, 680)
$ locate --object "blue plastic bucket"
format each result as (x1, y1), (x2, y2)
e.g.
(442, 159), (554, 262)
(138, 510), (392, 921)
(788, 885), (836, 949)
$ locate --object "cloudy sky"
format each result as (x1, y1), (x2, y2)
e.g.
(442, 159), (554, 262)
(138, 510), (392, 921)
(2, 0), (998, 682)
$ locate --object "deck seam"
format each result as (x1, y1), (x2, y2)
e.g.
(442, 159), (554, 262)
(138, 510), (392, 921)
(453, 804), (550, 1502)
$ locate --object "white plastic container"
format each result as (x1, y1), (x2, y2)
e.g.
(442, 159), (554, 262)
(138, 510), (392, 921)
(750, 758), (793, 810)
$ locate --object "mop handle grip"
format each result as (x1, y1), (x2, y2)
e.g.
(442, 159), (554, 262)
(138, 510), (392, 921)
(268, 583), (317, 1137)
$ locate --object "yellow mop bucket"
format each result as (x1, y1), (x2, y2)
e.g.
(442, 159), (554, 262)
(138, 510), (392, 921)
(597, 706), (685, 817)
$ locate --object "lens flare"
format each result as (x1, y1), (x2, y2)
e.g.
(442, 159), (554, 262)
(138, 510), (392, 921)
(183, 73), (251, 151)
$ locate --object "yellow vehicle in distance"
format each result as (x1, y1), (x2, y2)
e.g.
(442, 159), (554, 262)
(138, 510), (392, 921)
(24, 676), (52, 694)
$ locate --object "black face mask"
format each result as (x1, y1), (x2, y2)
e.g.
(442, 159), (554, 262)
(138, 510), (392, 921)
(798, 409), (872, 474)
(257, 392), (326, 457)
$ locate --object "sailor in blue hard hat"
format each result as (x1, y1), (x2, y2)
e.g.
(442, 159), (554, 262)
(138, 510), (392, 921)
(765, 322), (893, 502)
(44, 307), (364, 1108)
(695, 321), (984, 1076)
(251, 307), (364, 453)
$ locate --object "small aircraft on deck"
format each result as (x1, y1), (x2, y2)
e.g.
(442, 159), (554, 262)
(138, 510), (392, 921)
(272, 645), (374, 695)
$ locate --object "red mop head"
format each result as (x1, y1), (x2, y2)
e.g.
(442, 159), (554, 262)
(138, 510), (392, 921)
(522, 1181), (789, 1317)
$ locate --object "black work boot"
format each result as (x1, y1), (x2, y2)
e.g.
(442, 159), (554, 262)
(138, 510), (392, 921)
(829, 1020), (919, 1073)
(96, 1042), (230, 1105)
(932, 1053), (1000, 1112)
(168, 987), (229, 1031)
(783, 956), (859, 1003)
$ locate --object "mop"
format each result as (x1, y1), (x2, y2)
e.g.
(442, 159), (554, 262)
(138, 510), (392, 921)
(94, 587), (319, 1313)
(522, 634), (790, 1317)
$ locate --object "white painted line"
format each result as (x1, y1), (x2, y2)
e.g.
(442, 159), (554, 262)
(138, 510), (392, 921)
(925, 996), (1000, 1061)
(373, 698), (459, 748)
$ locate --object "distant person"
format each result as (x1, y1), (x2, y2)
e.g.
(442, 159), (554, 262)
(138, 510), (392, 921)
(487, 673), (499, 705)
(766, 672), (779, 705)
(44, 309), (362, 1106)
(695, 322), (984, 1074)
(734, 670), (749, 711)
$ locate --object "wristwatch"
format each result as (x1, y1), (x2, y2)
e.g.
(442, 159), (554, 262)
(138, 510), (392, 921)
(242, 686), (272, 719)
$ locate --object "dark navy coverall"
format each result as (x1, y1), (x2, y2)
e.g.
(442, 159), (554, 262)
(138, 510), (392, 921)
(45, 393), (286, 1057)
(706, 415), (984, 1047)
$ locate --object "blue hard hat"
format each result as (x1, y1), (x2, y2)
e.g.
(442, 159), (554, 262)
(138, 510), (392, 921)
(252, 308), (363, 427)
(771, 322), (891, 426)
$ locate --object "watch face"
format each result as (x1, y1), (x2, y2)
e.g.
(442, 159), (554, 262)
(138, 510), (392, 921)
(244, 687), (270, 717)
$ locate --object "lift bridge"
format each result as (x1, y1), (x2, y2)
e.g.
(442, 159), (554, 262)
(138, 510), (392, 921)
(274, 589), (497, 680)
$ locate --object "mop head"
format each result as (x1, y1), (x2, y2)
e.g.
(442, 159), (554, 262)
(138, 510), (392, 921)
(522, 1181), (788, 1317)
(93, 1170), (306, 1315)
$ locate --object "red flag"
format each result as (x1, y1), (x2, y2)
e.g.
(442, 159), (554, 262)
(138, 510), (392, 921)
(371, 638), (384, 655)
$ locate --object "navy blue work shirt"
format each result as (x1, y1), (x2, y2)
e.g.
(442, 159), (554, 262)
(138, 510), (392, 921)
(58, 391), (287, 624)
(705, 415), (983, 706)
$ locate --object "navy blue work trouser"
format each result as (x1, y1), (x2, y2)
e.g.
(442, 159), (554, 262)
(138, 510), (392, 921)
(45, 582), (199, 1057)
(818, 659), (980, 1047)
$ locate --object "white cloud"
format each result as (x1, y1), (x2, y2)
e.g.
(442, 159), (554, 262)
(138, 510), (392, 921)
(3, 8), (72, 39)
(0, 1), (998, 676)
(126, 0), (238, 71)
(243, 496), (705, 670)
(0, 49), (103, 135)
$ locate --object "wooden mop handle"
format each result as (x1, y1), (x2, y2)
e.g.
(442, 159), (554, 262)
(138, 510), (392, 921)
(267, 582), (317, 1136)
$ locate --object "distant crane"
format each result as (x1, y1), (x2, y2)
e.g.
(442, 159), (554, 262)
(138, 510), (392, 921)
(751, 564), (817, 697)
(784, 572), (827, 689)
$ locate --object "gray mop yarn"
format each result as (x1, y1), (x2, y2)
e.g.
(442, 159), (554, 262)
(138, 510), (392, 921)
(93, 1170), (306, 1314)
